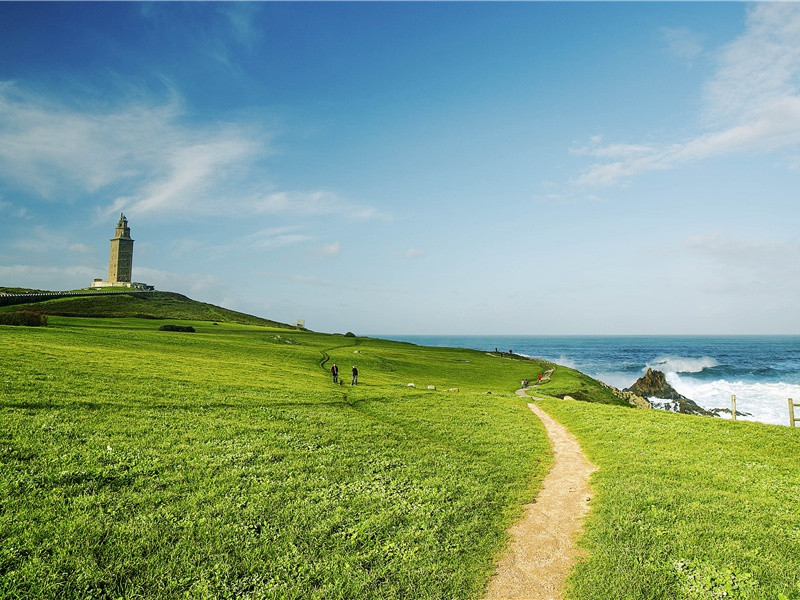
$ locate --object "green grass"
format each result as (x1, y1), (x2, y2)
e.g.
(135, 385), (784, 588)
(1, 317), (554, 599)
(533, 396), (800, 600)
(4, 292), (797, 599)
(0, 292), (290, 328)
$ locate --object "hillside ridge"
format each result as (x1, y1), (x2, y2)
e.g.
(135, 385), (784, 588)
(0, 287), (292, 328)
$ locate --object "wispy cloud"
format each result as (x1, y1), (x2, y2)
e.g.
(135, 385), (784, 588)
(573, 4), (800, 189)
(112, 133), (260, 215)
(659, 26), (704, 61)
(394, 248), (425, 259)
(244, 226), (311, 250)
(570, 136), (655, 159)
(252, 190), (388, 222)
(315, 241), (342, 257)
(575, 97), (800, 187)
(0, 81), (269, 216)
(0, 81), (388, 227)
(219, 3), (263, 49)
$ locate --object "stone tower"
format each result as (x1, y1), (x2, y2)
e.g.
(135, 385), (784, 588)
(108, 213), (134, 283)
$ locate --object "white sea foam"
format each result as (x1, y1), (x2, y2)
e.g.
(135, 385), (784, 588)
(646, 356), (719, 374)
(553, 355), (577, 369)
(666, 373), (800, 426)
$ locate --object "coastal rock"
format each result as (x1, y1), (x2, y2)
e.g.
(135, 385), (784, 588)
(626, 368), (682, 399)
(625, 369), (714, 416)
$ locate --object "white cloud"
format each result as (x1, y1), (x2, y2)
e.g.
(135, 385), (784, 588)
(573, 4), (800, 189)
(315, 241), (342, 256)
(219, 3), (263, 48)
(659, 27), (704, 61)
(570, 139), (655, 159)
(575, 97), (800, 187)
(394, 248), (425, 259)
(0, 82), (184, 199)
(704, 3), (800, 126)
(0, 82), (388, 228)
(0, 81), (274, 217)
(244, 226), (310, 250)
(113, 134), (259, 216)
(252, 190), (388, 222)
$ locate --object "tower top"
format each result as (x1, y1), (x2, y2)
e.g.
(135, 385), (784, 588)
(112, 212), (132, 241)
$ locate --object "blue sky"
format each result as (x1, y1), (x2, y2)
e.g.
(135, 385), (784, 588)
(2, 2), (799, 335)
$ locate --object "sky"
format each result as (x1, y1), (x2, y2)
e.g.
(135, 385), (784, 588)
(1, 2), (800, 335)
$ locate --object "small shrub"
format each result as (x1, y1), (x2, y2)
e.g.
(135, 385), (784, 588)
(158, 324), (195, 333)
(345, 331), (356, 337)
(0, 311), (47, 327)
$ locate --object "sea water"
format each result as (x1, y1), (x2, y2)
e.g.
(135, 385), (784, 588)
(377, 335), (800, 426)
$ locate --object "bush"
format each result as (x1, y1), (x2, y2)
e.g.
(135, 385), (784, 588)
(158, 324), (195, 332)
(345, 331), (356, 337)
(0, 311), (48, 327)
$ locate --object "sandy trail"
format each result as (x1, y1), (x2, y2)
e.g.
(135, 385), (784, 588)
(484, 393), (596, 600)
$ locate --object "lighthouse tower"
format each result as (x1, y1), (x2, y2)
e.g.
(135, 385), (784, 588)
(91, 213), (152, 290)
(108, 213), (134, 283)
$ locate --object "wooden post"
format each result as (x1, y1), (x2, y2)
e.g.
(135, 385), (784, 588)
(790, 398), (797, 428)
(731, 395), (737, 421)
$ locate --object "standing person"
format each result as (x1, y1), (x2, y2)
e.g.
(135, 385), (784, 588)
(351, 365), (358, 386)
(331, 363), (339, 384)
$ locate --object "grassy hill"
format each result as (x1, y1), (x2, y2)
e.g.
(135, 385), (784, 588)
(1, 306), (798, 599)
(1, 315), (557, 599)
(0, 290), (292, 328)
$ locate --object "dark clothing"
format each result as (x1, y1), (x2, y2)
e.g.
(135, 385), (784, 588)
(351, 367), (358, 386)
(331, 364), (339, 383)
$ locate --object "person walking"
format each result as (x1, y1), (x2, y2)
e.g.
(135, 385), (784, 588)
(331, 363), (339, 384)
(351, 365), (359, 386)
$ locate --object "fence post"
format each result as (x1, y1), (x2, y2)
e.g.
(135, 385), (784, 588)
(731, 395), (737, 421)
(790, 398), (797, 428)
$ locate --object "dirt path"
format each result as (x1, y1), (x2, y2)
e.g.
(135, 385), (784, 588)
(484, 393), (596, 600)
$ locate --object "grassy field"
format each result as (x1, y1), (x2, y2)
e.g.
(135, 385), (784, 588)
(3, 296), (798, 599)
(533, 396), (800, 600)
(1, 316), (557, 599)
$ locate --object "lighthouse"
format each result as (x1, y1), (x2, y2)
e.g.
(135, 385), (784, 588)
(108, 213), (134, 283)
(90, 214), (152, 290)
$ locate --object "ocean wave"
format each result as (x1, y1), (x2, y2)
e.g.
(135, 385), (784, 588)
(646, 356), (719, 374)
(666, 373), (800, 426)
(691, 364), (784, 381)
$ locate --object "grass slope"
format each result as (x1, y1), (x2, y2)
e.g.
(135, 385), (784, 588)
(0, 291), (290, 328)
(1, 317), (555, 599)
(533, 396), (800, 600)
(4, 298), (796, 599)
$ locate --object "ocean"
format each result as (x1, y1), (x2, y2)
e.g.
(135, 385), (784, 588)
(377, 335), (800, 426)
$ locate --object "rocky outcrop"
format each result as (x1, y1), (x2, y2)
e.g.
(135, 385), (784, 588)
(625, 368), (714, 416)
